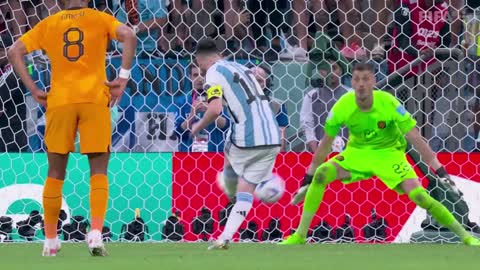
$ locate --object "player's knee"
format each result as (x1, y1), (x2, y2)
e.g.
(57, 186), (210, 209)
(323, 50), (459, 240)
(88, 153), (109, 176)
(313, 163), (337, 186)
(47, 167), (66, 180)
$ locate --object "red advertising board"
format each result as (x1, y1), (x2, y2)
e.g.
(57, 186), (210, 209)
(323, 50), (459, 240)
(172, 152), (480, 242)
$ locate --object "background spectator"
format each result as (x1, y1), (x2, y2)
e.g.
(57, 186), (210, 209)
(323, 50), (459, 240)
(240, 221), (259, 242)
(247, 0), (291, 60)
(176, 63), (230, 152)
(251, 64), (289, 151)
(113, 0), (167, 57)
(192, 208), (214, 241)
(0, 216), (13, 242)
(0, 44), (28, 151)
(16, 210), (42, 241)
(387, 0), (452, 80)
(262, 218), (283, 241)
(310, 220), (334, 242)
(102, 226), (113, 242)
(287, 0), (367, 61)
(162, 212), (185, 242)
(334, 214), (354, 242)
(223, 0), (252, 57)
(63, 215), (90, 242)
(300, 59), (349, 152)
(0, 0), (26, 39)
(387, 0), (457, 151)
(463, 3), (480, 149)
(89, 0), (113, 13)
(20, 0), (60, 28)
(363, 208), (388, 242)
(120, 216), (149, 242)
(370, 0), (396, 55)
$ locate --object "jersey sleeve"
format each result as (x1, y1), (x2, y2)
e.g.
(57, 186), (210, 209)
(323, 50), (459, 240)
(387, 93), (417, 134)
(100, 12), (123, 40)
(205, 69), (225, 103)
(324, 100), (344, 138)
(19, 19), (47, 53)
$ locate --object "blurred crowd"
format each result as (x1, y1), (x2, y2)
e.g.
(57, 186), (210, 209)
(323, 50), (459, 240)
(1, 0), (480, 153)
(0, 0), (471, 60)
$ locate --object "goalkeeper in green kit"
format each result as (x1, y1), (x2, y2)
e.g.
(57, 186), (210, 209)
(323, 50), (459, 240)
(280, 62), (480, 246)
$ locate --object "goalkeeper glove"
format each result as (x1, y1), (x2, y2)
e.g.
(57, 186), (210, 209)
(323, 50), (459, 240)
(435, 166), (463, 197)
(291, 174), (313, 205)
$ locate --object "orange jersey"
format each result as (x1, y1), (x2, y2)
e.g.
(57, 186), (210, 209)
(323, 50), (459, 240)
(20, 8), (123, 109)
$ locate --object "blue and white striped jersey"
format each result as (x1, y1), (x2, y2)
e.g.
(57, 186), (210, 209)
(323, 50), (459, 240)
(205, 60), (280, 148)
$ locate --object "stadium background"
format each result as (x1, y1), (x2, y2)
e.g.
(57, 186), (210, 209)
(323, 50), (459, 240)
(1, 0), (480, 244)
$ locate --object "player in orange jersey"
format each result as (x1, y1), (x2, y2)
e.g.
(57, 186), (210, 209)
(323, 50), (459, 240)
(8, 0), (136, 257)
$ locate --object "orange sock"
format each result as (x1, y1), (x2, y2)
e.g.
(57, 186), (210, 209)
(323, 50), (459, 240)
(42, 177), (64, 239)
(90, 174), (109, 232)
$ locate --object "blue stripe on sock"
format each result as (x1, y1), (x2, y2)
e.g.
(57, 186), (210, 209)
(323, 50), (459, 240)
(236, 192), (254, 203)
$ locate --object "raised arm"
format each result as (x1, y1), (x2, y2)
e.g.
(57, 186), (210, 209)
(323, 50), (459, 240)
(300, 92), (317, 152)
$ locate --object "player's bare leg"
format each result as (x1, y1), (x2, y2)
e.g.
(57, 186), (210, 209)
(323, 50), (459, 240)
(86, 152), (110, 256)
(217, 158), (239, 202)
(401, 179), (480, 246)
(42, 153), (69, 256)
(209, 179), (255, 250)
(280, 162), (350, 245)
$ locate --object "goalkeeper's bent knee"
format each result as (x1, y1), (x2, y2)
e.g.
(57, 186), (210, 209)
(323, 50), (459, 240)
(313, 162), (337, 186)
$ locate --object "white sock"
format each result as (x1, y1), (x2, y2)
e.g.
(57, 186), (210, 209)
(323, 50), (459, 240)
(44, 237), (58, 248)
(219, 192), (253, 241)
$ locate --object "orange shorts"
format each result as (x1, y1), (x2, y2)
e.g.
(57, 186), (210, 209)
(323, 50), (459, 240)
(45, 103), (111, 154)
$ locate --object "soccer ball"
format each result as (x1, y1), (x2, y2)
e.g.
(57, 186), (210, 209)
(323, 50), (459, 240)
(254, 174), (285, 204)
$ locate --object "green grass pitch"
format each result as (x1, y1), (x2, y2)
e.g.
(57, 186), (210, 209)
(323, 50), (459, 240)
(1, 243), (478, 270)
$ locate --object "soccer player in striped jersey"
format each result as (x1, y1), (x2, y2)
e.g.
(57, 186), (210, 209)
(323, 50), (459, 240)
(192, 38), (281, 249)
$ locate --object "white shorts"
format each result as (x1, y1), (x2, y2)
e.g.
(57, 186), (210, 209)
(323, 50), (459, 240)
(224, 142), (280, 184)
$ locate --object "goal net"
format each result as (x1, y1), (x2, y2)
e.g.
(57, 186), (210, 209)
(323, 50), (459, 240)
(0, 0), (479, 244)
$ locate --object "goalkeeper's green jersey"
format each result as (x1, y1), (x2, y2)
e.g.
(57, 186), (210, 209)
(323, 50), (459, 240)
(324, 90), (416, 150)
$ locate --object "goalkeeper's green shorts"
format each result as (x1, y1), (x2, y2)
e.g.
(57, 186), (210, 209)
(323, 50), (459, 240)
(329, 147), (417, 193)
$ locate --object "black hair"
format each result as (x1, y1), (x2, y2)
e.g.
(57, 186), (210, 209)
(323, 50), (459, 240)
(352, 61), (375, 73)
(195, 38), (219, 55)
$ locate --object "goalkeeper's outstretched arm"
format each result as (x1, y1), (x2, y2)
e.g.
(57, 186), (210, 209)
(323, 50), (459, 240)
(405, 127), (442, 171)
(405, 127), (454, 182)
